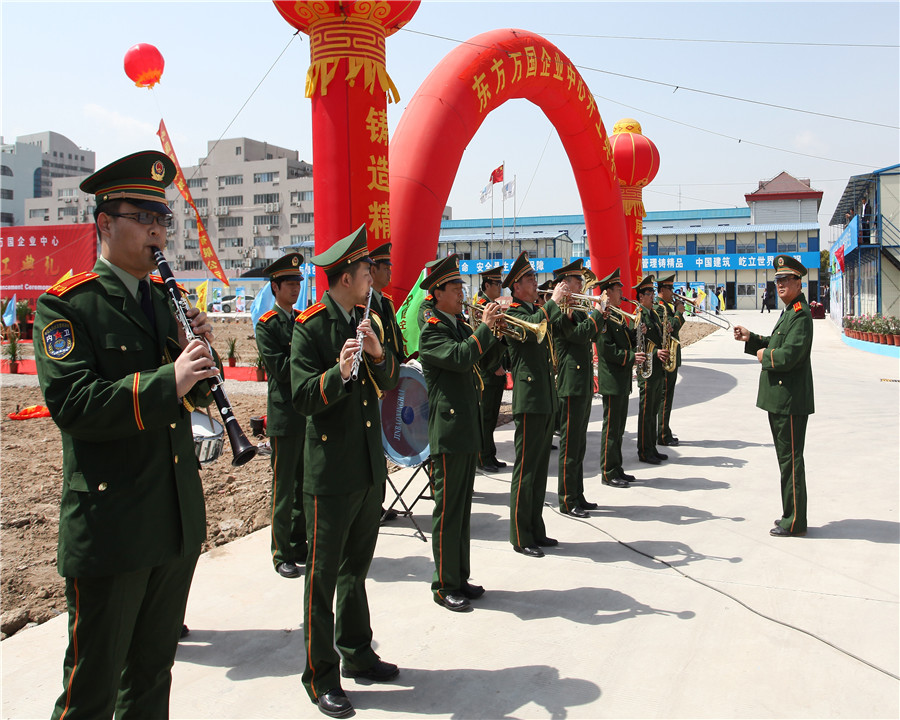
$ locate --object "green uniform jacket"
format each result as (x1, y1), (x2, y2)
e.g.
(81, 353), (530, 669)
(420, 314), (502, 454)
(377, 291), (405, 363)
(417, 294), (435, 329)
(506, 299), (562, 414)
(554, 308), (603, 397)
(655, 299), (685, 367)
(256, 305), (305, 436)
(745, 293), (815, 415)
(291, 292), (400, 494)
(474, 293), (508, 384)
(639, 304), (665, 375)
(596, 319), (636, 395)
(34, 261), (215, 578)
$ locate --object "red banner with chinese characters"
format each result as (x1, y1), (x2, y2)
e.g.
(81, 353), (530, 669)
(0, 224), (97, 303)
(157, 119), (229, 286)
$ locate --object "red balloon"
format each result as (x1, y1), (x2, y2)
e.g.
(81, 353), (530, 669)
(123, 43), (165, 89)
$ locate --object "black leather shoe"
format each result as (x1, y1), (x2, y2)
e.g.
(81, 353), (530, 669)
(620, 472), (636, 482)
(580, 500), (599, 510)
(654, 452), (668, 461)
(493, 458), (508, 468)
(342, 658), (400, 682)
(479, 462), (501, 473)
(513, 545), (545, 558)
(770, 525), (806, 537)
(638, 455), (661, 465)
(380, 508), (398, 523)
(461, 581), (485, 599)
(276, 561), (301, 579)
(433, 591), (472, 612)
(315, 688), (353, 718)
(180, 624), (190, 639)
(564, 506), (589, 518)
(536, 536), (558, 547)
(661, 437), (680, 446)
(602, 477), (629, 488)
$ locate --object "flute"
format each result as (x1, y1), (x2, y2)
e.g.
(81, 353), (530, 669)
(350, 288), (372, 381)
(151, 246), (257, 467)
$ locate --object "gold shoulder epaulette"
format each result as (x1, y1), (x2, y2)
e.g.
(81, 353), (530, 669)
(297, 302), (326, 324)
(149, 273), (187, 294)
(259, 310), (277, 323)
(509, 302), (521, 308)
(46, 272), (98, 297)
(427, 316), (441, 324)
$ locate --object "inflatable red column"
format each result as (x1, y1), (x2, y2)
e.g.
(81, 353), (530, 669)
(610, 118), (659, 288)
(273, 1), (419, 295)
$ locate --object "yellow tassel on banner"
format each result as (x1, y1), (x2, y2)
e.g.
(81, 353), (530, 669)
(306, 56), (400, 103)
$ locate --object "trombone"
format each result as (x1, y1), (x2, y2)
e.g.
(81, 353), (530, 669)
(462, 301), (547, 343)
(674, 292), (732, 329)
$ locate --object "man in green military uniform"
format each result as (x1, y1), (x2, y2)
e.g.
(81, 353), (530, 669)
(290, 225), (401, 717)
(503, 252), (568, 557)
(733, 254), (814, 537)
(596, 269), (646, 486)
(419, 255), (504, 612)
(634, 275), (671, 464)
(415, 258), (443, 330)
(552, 259), (605, 517)
(655, 275), (685, 447)
(475, 265), (508, 472)
(256, 252), (307, 578)
(35, 151), (220, 718)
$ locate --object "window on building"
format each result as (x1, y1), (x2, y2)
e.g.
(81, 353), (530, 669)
(0, 212), (13, 224)
(777, 239), (798, 252)
(254, 215), (280, 226)
(737, 240), (755, 253)
(192, 197), (208, 208)
(301, 190), (314, 201)
(218, 216), (243, 228)
(254, 236), (279, 247)
(1, 165), (12, 176)
(253, 171), (279, 183)
(254, 193), (280, 204)
(187, 177), (208, 189)
(57, 187), (75, 198)
(29, 208), (49, 219)
(58, 206), (78, 217)
(697, 240), (715, 255)
(220, 174), (243, 186)
(235, 146), (242, 156)
(0, 189), (12, 200)
(290, 212), (314, 224)
(184, 260), (202, 271)
(218, 195), (243, 207)
(185, 238), (200, 249)
(219, 237), (243, 248)
(737, 284), (756, 296)
(222, 259), (246, 270)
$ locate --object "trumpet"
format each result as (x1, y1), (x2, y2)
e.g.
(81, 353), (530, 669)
(606, 304), (641, 326)
(673, 292), (732, 329)
(537, 288), (605, 314)
(462, 300), (547, 343)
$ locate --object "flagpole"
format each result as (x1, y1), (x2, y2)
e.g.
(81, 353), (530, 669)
(511, 173), (517, 261)
(501, 161), (505, 253)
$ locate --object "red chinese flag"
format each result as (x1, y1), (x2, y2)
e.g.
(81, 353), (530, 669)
(835, 245), (845, 273)
(489, 165), (504, 184)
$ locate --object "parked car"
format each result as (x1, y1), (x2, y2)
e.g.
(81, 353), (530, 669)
(208, 294), (255, 313)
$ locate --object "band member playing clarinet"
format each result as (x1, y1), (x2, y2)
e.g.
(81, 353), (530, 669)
(419, 255), (504, 612)
(291, 225), (400, 718)
(35, 151), (220, 718)
(634, 275), (670, 464)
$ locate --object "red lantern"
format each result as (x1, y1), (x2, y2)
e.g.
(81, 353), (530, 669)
(123, 43), (165, 89)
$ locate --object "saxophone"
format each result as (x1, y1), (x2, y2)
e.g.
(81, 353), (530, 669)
(635, 307), (654, 379)
(661, 302), (679, 373)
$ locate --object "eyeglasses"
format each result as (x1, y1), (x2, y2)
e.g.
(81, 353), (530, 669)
(106, 211), (174, 228)
(774, 276), (797, 285)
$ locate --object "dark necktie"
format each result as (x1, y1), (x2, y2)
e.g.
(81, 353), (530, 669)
(138, 280), (156, 326)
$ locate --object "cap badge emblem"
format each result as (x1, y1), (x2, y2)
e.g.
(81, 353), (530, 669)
(150, 161), (165, 182)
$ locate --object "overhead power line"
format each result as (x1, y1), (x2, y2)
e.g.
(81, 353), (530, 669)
(541, 32), (899, 50)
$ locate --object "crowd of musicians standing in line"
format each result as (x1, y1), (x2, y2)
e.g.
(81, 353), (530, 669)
(33, 150), (814, 719)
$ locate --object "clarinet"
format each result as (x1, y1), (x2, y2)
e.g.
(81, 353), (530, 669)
(151, 247), (257, 467)
(350, 288), (372, 381)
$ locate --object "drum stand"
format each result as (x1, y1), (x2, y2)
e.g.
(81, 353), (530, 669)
(382, 459), (433, 542)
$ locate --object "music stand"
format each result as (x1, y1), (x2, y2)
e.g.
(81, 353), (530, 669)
(379, 363), (432, 542)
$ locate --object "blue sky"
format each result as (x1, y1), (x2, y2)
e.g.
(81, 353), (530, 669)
(2, 1), (897, 243)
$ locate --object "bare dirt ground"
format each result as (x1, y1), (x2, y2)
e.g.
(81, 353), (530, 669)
(0, 316), (717, 638)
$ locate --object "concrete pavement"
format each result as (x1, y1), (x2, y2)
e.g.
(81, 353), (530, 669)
(3, 310), (898, 719)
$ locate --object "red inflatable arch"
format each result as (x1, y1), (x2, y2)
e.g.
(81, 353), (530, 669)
(389, 28), (630, 302)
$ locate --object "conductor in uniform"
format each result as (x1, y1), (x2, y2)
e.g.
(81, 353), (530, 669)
(733, 254), (814, 537)
(291, 226), (401, 717)
(552, 259), (604, 517)
(418, 255), (503, 612)
(655, 274), (685, 447)
(475, 265), (508, 472)
(503, 252), (568, 557)
(634, 274), (670, 464)
(255, 252), (308, 578)
(35, 151), (220, 718)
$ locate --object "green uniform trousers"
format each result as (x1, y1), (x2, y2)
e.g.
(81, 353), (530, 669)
(657, 369), (677, 444)
(51, 551), (199, 720)
(557, 394), (592, 512)
(637, 371), (663, 459)
(600, 393), (629, 482)
(269, 435), (307, 568)
(301, 485), (380, 702)
(431, 452), (476, 597)
(510, 412), (554, 547)
(768, 413), (808, 533)
(478, 377), (505, 464)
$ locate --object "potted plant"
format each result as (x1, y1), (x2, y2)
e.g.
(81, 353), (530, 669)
(226, 337), (239, 367)
(891, 317), (900, 346)
(3, 329), (21, 373)
(16, 300), (32, 340)
(254, 352), (266, 382)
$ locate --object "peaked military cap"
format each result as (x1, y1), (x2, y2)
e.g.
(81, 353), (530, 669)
(479, 265), (503, 280)
(538, 278), (556, 292)
(264, 252), (304, 280)
(553, 258), (584, 281)
(311, 224), (372, 277)
(598, 267), (622, 291)
(369, 243), (392, 264)
(657, 274), (676, 288)
(633, 274), (656, 292)
(502, 252), (535, 289)
(773, 254), (806, 278)
(419, 254), (463, 291)
(80, 150), (176, 216)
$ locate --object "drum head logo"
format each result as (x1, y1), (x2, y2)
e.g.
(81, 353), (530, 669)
(43, 319), (75, 360)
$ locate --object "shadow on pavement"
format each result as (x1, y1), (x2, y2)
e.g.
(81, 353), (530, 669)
(641, 476), (731, 491)
(175, 628), (304, 680)
(588, 504), (745, 525)
(815, 519), (900, 544)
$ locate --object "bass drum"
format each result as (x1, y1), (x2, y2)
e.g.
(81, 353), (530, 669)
(379, 362), (430, 467)
(191, 410), (225, 465)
